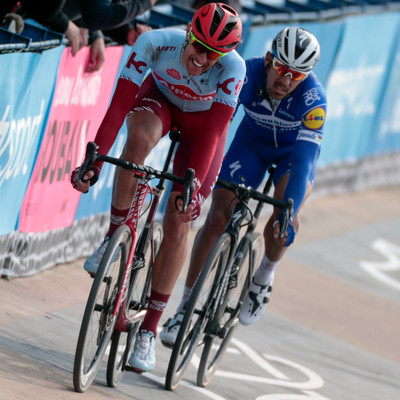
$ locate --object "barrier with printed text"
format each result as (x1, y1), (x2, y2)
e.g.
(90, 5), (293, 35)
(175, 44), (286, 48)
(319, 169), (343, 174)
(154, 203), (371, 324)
(1, 13), (400, 277)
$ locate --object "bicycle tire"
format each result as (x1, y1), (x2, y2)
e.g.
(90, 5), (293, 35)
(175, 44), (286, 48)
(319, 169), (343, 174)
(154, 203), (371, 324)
(165, 233), (231, 391)
(106, 222), (163, 387)
(73, 225), (131, 392)
(197, 231), (263, 387)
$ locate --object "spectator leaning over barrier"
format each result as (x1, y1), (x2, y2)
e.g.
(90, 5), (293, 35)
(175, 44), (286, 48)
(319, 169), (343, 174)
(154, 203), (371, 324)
(64, 0), (157, 47)
(159, 27), (327, 345)
(1, 0), (105, 70)
(2, 0), (157, 71)
(71, 3), (245, 372)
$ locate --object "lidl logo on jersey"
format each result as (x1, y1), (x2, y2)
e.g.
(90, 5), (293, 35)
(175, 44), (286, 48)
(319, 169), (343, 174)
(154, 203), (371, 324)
(302, 107), (325, 129)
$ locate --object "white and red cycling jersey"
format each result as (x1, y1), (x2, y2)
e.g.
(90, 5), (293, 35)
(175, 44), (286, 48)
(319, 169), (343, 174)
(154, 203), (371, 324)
(121, 28), (244, 112)
(93, 28), (246, 205)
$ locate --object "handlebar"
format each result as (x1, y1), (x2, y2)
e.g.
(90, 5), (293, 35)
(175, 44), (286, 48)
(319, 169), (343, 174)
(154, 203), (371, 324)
(216, 178), (294, 237)
(78, 141), (195, 210)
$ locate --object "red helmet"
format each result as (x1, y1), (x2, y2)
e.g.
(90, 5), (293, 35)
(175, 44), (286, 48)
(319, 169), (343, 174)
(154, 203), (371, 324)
(191, 2), (242, 53)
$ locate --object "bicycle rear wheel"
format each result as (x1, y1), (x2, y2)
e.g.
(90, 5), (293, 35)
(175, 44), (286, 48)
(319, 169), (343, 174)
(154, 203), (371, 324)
(73, 226), (131, 392)
(197, 231), (263, 387)
(165, 233), (231, 391)
(106, 222), (163, 387)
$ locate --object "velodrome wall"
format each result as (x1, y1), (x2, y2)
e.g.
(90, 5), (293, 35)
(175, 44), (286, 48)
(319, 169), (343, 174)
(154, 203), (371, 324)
(1, 12), (400, 277)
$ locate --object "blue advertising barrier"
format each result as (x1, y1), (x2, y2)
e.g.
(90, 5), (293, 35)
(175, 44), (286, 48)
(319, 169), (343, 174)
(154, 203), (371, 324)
(320, 13), (400, 166)
(0, 46), (63, 236)
(1, 12), (400, 277)
(367, 22), (400, 155)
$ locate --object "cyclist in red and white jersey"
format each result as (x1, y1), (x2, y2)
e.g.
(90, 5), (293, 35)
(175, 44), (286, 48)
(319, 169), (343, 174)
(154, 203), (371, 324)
(71, 2), (245, 372)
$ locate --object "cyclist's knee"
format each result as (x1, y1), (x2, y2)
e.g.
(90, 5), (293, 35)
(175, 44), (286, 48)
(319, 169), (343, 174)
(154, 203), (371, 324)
(125, 112), (162, 158)
(205, 202), (230, 233)
(163, 210), (190, 240)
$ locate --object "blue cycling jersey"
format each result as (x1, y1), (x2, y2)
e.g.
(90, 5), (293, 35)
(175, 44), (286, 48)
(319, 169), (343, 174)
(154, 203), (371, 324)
(219, 56), (327, 217)
(120, 28), (246, 112)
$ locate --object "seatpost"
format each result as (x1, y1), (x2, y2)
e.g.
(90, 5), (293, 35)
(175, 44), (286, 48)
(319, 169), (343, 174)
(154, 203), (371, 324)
(162, 126), (181, 173)
(252, 165), (276, 221)
(157, 126), (181, 190)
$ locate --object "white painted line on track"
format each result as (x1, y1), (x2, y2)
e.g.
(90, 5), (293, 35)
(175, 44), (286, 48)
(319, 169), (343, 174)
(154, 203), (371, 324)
(360, 239), (400, 291)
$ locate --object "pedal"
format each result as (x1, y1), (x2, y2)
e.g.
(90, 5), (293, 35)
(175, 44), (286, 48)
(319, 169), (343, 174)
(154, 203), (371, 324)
(124, 365), (144, 374)
(228, 273), (238, 289)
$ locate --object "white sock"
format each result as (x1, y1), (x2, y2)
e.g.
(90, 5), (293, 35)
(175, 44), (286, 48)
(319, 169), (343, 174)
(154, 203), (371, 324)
(176, 286), (192, 314)
(253, 254), (279, 286)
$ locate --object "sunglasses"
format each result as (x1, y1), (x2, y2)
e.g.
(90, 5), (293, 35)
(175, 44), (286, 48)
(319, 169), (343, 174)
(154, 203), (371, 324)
(190, 31), (226, 60)
(272, 57), (309, 81)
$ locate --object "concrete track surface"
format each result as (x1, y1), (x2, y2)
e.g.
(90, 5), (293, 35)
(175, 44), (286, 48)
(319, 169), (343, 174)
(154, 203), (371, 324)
(1, 187), (399, 400)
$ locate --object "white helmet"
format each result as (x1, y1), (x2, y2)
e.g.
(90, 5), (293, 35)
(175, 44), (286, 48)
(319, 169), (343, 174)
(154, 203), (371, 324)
(271, 27), (320, 72)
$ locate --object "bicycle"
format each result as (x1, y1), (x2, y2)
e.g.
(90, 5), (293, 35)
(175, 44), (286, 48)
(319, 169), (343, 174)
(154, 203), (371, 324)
(72, 126), (195, 392)
(165, 166), (293, 390)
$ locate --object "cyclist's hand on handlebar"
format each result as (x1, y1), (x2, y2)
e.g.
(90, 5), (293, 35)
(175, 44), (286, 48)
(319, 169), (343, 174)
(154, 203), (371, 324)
(70, 166), (99, 193)
(175, 196), (201, 223)
(273, 218), (296, 247)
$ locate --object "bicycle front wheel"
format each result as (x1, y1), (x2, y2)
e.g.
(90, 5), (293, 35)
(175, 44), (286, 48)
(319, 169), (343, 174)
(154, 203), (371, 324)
(73, 226), (131, 392)
(106, 222), (163, 387)
(197, 231), (263, 387)
(165, 233), (231, 391)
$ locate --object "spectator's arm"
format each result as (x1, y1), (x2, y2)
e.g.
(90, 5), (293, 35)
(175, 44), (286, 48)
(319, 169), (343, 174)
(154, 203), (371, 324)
(80, 0), (156, 31)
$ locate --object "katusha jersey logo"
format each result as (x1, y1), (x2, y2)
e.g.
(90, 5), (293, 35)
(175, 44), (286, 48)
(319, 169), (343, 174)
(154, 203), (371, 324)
(235, 80), (243, 96)
(302, 107), (325, 130)
(167, 68), (181, 80)
(126, 51), (147, 73)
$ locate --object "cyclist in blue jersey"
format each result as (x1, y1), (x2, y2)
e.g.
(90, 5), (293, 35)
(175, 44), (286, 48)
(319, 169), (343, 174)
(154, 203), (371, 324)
(160, 27), (326, 344)
(71, 3), (244, 372)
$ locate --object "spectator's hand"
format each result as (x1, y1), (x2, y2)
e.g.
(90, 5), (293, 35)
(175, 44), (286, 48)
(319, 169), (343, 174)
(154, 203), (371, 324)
(126, 23), (152, 46)
(65, 21), (85, 56)
(86, 37), (106, 72)
(79, 27), (89, 48)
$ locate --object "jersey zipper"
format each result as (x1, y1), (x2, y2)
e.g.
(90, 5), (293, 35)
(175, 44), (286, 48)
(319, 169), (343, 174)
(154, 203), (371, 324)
(272, 108), (278, 148)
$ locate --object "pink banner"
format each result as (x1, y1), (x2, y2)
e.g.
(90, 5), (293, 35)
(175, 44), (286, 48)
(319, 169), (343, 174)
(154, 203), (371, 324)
(19, 46), (124, 233)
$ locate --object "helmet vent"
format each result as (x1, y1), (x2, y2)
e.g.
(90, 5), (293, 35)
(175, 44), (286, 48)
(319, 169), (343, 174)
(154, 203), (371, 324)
(210, 7), (222, 36)
(195, 17), (204, 38)
(218, 17), (238, 40)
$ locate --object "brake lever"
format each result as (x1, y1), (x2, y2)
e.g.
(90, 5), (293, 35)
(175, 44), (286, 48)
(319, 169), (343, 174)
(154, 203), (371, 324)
(77, 142), (98, 182)
(182, 168), (195, 212)
(279, 198), (294, 238)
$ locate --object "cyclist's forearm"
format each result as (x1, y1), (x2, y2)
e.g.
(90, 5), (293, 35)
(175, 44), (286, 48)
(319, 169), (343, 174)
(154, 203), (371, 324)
(283, 140), (319, 217)
(93, 78), (139, 171)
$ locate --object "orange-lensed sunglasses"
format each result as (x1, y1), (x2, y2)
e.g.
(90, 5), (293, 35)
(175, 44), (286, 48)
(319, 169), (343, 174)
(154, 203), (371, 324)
(272, 57), (309, 81)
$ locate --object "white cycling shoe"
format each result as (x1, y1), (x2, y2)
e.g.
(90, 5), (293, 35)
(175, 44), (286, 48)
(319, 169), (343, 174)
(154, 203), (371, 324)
(159, 312), (184, 348)
(239, 275), (274, 325)
(83, 238), (119, 275)
(128, 330), (156, 373)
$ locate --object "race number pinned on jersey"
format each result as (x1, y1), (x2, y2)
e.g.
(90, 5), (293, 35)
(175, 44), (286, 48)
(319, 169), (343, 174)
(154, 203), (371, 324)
(302, 107), (325, 130)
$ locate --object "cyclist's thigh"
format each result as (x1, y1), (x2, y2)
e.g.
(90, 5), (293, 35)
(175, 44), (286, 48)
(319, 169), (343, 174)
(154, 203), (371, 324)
(129, 73), (172, 137)
(169, 108), (229, 197)
(217, 127), (269, 189)
(197, 125), (228, 202)
(273, 148), (319, 189)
